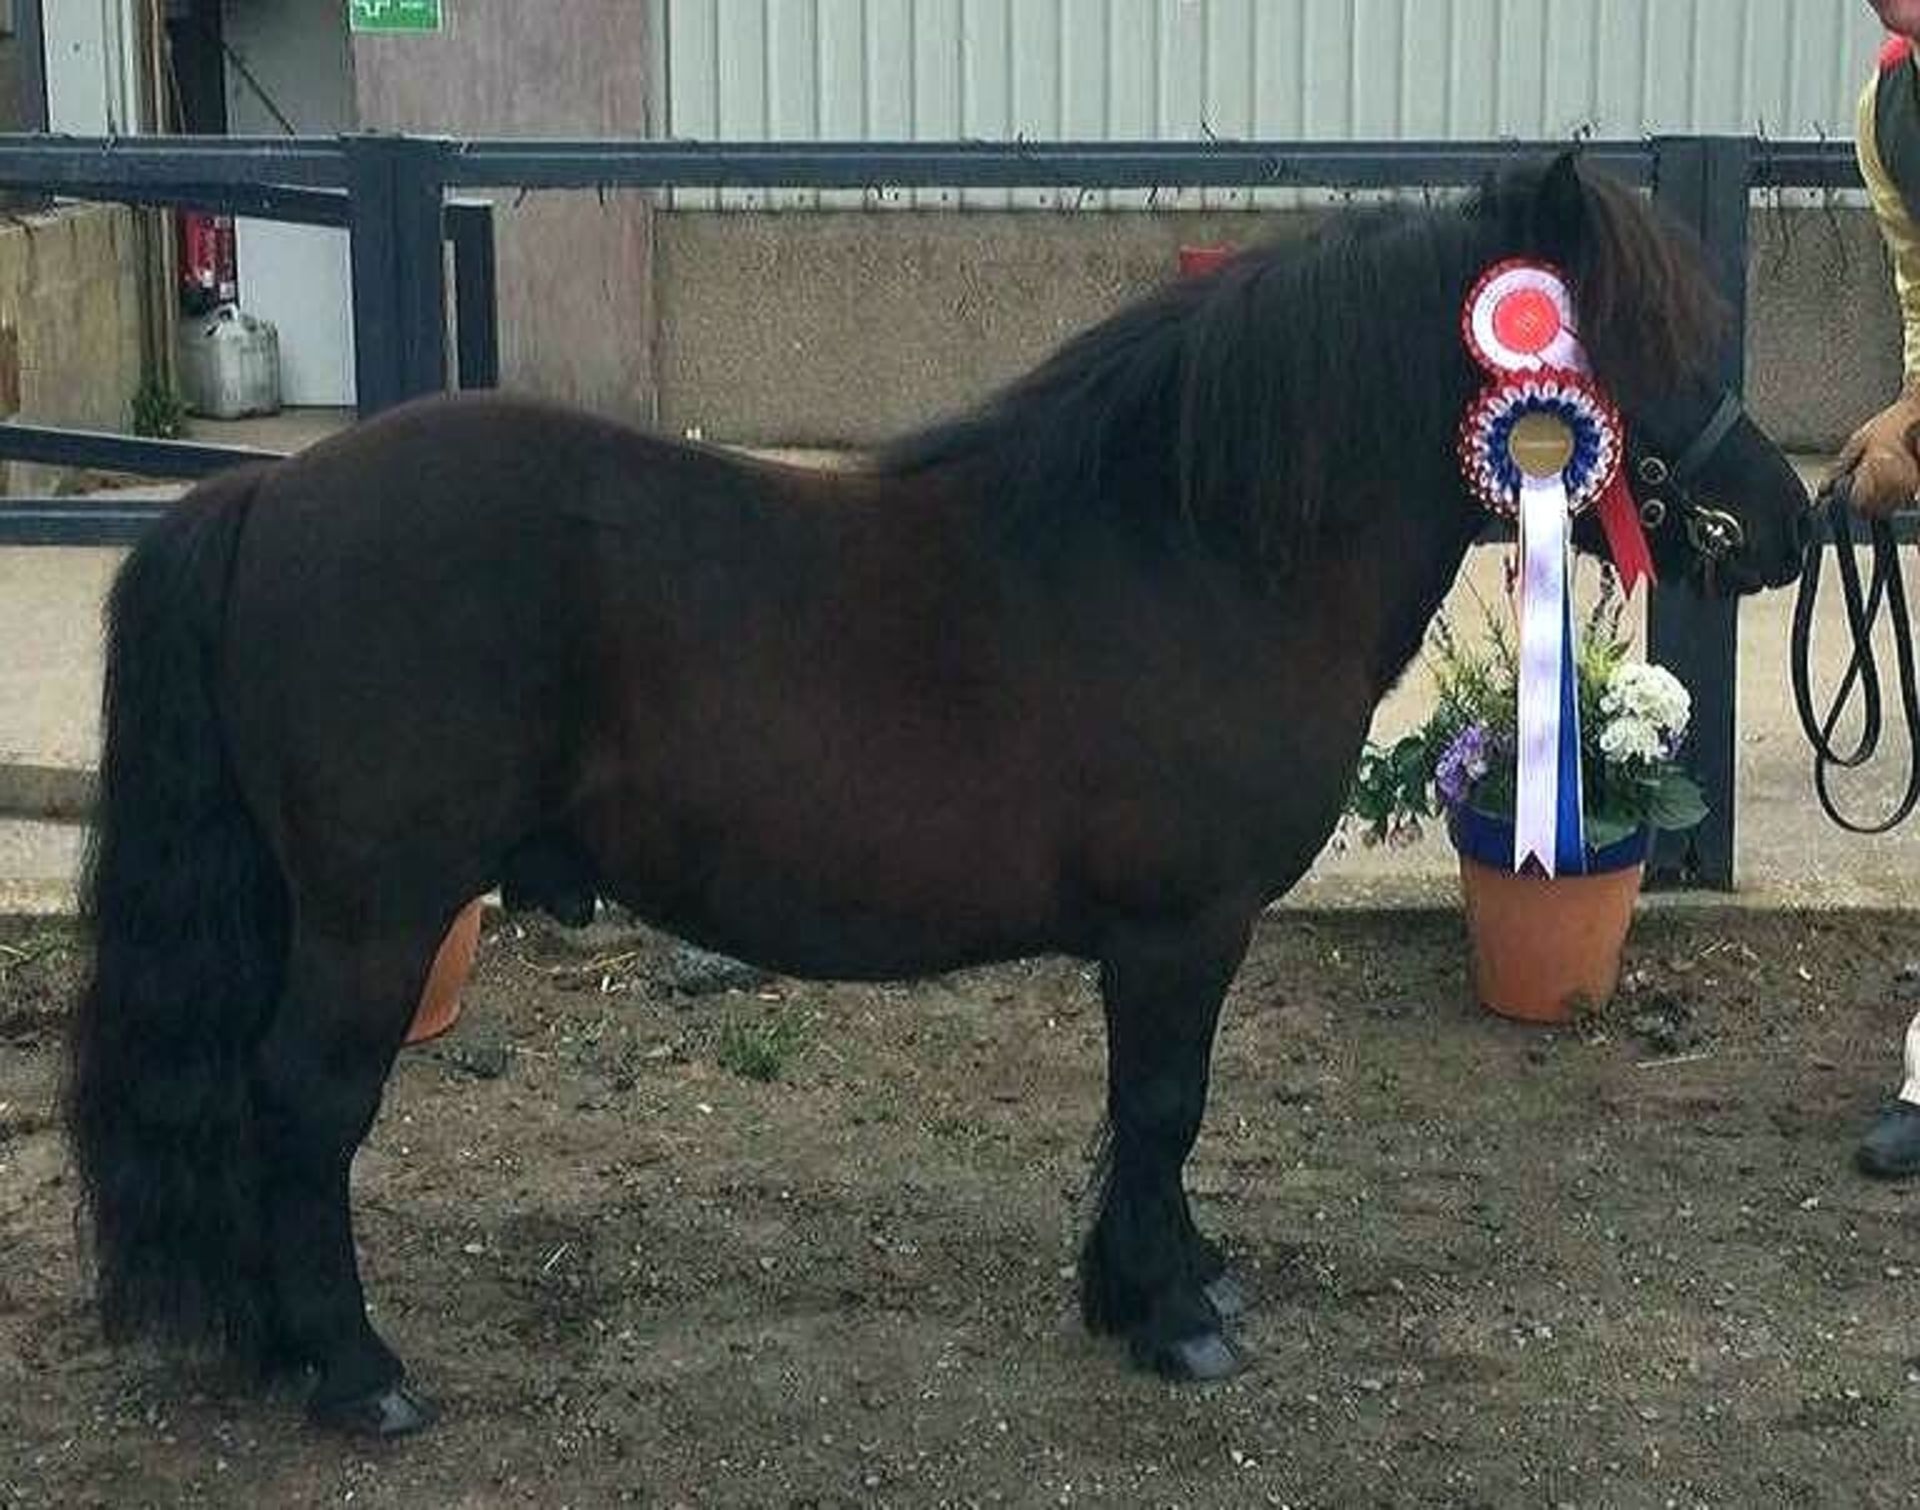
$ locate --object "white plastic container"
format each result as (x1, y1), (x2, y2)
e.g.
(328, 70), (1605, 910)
(178, 305), (282, 419)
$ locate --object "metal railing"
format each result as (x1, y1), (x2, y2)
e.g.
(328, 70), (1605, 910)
(0, 134), (497, 543)
(0, 130), (1869, 888)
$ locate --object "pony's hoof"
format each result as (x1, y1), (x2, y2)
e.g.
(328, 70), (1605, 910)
(1137, 1329), (1244, 1382)
(1204, 1272), (1249, 1322)
(308, 1383), (438, 1437)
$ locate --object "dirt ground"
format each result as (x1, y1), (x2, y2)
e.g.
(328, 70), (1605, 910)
(2, 904), (1919, 1509)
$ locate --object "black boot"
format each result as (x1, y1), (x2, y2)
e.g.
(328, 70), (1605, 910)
(1856, 1100), (1920, 1180)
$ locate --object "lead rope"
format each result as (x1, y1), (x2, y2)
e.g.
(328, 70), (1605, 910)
(1790, 479), (1920, 834)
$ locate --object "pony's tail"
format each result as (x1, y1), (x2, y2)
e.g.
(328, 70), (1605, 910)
(66, 464), (287, 1365)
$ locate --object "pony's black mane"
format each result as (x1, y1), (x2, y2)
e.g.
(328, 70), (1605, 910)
(875, 156), (1727, 581)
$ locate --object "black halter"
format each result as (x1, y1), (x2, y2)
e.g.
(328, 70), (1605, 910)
(1627, 389), (1749, 571)
(1790, 476), (1920, 834)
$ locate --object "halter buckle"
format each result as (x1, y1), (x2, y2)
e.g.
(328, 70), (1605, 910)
(1683, 505), (1744, 561)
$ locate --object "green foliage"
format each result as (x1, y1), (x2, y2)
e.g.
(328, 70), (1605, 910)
(131, 378), (187, 440)
(1346, 566), (1707, 852)
(717, 1010), (810, 1083)
(1347, 732), (1441, 844)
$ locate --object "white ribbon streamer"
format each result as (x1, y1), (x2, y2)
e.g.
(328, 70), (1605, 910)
(1515, 475), (1572, 876)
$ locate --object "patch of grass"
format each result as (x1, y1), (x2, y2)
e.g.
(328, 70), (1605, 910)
(0, 931), (74, 975)
(131, 378), (188, 439)
(717, 1010), (810, 1083)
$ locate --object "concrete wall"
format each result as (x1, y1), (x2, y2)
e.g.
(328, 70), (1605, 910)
(1748, 205), (1904, 452)
(0, 205), (144, 493)
(352, 0), (658, 422)
(655, 205), (1904, 455)
(655, 209), (1297, 447)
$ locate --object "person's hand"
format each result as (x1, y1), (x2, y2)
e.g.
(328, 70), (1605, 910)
(1833, 387), (1920, 519)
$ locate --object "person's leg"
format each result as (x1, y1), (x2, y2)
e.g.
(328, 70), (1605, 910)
(1856, 1007), (1920, 1179)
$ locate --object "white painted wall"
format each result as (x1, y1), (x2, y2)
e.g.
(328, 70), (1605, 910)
(222, 0), (358, 406)
(43, 0), (140, 135)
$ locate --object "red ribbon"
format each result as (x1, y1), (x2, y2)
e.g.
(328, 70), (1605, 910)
(1595, 471), (1655, 593)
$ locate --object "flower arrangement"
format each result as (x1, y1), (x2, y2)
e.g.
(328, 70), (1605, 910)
(1347, 569), (1706, 857)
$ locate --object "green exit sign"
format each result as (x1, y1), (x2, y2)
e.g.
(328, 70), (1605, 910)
(350, 0), (443, 33)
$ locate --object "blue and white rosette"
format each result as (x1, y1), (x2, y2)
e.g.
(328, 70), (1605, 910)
(1458, 369), (1625, 876)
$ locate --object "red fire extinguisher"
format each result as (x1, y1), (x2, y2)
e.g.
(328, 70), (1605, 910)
(1177, 244), (1236, 278)
(177, 211), (238, 313)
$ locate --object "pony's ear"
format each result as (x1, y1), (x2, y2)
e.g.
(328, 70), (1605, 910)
(1531, 150), (1590, 262)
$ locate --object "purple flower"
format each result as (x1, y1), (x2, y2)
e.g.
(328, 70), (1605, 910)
(1435, 723), (1491, 807)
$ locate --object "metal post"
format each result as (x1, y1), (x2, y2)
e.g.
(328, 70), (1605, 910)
(447, 198), (499, 390)
(17, 2), (46, 130)
(6, 0), (48, 212)
(347, 135), (450, 416)
(347, 135), (404, 416)
(1647, 136), (1754, 891)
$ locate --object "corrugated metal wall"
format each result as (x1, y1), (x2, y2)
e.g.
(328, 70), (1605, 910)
(659, 0), (1886, 208)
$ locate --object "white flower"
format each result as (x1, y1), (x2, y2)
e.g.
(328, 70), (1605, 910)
(1598, 714), (1666, 764)
(1597, 664), (1689, 741)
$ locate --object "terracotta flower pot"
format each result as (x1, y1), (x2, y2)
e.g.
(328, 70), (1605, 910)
(404, 898), (484, 1046)
(1450, 811), (1649, 1026)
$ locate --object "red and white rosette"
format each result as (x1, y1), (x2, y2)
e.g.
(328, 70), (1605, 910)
(1463, 260), (1588, 375)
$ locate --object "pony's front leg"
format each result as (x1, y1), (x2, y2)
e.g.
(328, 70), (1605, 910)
(1081, 909), (1252, 1380)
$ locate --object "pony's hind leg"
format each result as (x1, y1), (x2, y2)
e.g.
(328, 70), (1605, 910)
(1081, 910), (1252, 1380)
(253, 919), (445, 1435)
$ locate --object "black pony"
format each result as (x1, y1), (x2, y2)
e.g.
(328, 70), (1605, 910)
(66, 153), (1809, 1435)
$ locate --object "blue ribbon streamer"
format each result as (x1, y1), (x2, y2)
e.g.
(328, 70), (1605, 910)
(1554, 582), (1587, 874)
